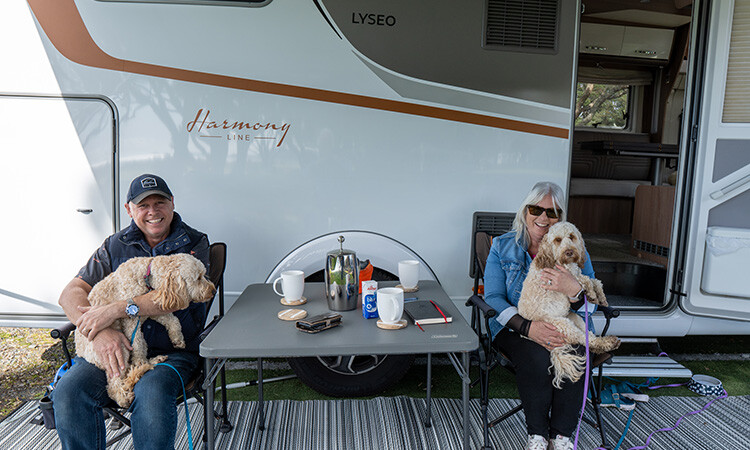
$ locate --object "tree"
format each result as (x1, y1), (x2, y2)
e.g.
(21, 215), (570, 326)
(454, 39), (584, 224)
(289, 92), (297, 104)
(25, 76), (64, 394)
(575, 83), (629, 128)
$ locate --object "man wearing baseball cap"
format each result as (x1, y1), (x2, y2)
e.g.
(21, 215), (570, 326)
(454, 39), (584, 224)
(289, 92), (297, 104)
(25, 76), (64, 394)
(53, 174), (210, 449)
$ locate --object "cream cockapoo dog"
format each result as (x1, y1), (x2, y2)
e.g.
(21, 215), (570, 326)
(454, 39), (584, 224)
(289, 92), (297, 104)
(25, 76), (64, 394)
(75, 253), (215, 407)
(518, 221), (620, 388)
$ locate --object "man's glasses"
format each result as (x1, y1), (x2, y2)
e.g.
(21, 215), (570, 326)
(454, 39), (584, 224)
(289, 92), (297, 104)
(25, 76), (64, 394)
(526, 204), (563, 219)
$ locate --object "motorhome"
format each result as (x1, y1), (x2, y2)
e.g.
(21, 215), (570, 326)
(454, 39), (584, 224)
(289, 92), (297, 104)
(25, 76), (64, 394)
(1, 0), (748, 395)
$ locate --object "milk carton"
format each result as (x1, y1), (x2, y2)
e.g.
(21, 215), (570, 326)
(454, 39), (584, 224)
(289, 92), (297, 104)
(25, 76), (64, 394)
(361, 280), (378, 319)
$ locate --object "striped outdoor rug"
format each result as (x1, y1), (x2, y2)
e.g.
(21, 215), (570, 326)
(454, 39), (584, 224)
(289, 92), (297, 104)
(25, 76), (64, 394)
(1, 396), (747, 449)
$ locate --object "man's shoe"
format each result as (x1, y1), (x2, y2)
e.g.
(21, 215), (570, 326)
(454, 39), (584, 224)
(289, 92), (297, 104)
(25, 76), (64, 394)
(525, 434), (548, 450)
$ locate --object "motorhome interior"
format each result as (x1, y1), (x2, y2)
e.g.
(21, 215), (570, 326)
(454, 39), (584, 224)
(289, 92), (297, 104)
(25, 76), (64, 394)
(570, 0), (692, 311)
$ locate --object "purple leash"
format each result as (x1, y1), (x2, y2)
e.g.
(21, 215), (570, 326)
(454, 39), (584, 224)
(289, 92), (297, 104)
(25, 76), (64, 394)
(573, 295), (591, 449)
(619, 389), (728, 450)
(587, 350), (729, 449)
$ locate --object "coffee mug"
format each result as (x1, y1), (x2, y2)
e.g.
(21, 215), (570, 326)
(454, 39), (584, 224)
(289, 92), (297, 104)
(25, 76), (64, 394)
(377, 287), (404, 324)
(398, 260), (420, 290)
(273, 270), (305, 301)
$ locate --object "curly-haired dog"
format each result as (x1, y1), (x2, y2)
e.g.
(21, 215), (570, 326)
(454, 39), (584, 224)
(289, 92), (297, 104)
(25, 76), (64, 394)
(75, 253), (215, 407)
(518, 221), (620, 388)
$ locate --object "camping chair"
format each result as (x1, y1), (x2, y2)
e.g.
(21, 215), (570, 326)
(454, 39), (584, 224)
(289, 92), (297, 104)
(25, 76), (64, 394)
(48, 242), (232, 446)
(465, 212), (619, 450)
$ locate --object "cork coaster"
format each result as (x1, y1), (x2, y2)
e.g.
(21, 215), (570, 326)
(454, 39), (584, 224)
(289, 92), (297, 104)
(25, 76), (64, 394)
(396, 284), (419, 293)
(278, 308), (307, 321)
(280, 296), (307, 306)
(376, 319), (408, 330)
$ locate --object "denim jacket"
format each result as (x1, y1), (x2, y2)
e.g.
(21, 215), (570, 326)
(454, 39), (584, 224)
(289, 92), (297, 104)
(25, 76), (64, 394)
(483, 231), (596, 340)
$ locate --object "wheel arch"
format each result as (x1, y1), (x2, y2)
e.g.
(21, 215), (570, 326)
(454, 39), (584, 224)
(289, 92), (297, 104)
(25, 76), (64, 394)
(264, 230), (439, 284)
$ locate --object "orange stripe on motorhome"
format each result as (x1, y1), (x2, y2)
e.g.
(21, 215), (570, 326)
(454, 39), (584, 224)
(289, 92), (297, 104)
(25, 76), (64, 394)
(27, 0), (569, 139)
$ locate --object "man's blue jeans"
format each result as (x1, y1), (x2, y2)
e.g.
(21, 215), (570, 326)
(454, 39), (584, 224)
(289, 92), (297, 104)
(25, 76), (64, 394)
(51, 351), (199, 450)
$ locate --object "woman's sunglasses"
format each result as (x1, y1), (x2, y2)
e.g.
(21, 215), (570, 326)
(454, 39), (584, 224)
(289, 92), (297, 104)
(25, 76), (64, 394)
(526, 204), (563, 219)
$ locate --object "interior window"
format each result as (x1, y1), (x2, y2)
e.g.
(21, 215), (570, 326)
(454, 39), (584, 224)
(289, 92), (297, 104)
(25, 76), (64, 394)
(575, 82), (630, 129)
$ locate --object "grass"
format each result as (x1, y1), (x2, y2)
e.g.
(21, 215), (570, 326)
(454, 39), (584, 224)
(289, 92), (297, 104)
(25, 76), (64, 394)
(218, 359), (750, 403)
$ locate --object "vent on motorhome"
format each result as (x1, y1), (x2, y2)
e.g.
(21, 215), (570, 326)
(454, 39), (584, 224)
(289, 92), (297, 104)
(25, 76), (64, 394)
(484, 0), (559, 52)
(633, 239), (669, 258)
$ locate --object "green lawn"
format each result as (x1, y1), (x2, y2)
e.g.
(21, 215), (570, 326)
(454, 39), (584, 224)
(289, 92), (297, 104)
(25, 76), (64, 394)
(220, 359), (750, 402)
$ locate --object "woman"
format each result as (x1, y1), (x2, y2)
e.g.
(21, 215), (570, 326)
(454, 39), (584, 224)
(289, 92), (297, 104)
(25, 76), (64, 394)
(484, 181), (595, 450)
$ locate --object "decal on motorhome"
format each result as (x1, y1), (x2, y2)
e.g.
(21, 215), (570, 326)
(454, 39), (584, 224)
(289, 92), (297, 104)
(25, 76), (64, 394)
(27, 0), (568, 140)
(186, 109), (291, 147)
(351, 13), (397, 27)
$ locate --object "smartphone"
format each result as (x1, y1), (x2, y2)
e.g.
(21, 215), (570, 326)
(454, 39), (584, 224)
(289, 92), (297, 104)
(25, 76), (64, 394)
(295, 312), (342, 333)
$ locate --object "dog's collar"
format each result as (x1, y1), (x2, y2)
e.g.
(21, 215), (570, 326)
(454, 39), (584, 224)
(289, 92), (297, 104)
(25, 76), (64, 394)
(144, 261), (154, 291)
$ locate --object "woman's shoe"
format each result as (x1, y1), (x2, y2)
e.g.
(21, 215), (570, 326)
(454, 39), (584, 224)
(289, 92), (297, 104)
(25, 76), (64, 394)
(525, 434), (548, 450)
(617, 381), (650, 402)
(548, 434), (574, 450)
(599, 384), (636, 410)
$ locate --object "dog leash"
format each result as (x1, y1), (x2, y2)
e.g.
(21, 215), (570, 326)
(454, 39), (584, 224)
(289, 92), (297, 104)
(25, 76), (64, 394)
(594, 354), (728, 450)
(129, 317), (141, 345)
(128, 261), (153, 345)
(144, 261), (154, 291)
(573, 295), (591, 449)
(155, 362), (194, 450)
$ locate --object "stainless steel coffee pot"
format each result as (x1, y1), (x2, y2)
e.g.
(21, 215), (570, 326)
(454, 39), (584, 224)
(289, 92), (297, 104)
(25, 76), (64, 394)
(325, 235), (359, 311)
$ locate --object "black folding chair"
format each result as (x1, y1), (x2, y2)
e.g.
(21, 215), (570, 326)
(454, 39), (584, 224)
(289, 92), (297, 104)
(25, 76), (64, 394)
(49, 242), (232, 446)
(465, 212), (619, 450)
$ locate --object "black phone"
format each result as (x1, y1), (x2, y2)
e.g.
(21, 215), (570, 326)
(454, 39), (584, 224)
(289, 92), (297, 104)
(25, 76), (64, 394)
(295, 312), (342, 334)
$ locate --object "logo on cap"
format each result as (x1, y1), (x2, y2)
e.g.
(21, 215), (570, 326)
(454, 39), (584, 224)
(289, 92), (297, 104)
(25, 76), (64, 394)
(141, 177), (158, 188)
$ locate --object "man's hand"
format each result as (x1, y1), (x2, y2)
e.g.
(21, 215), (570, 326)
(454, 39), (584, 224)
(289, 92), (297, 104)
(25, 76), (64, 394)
(91, 328), (132, 378)
(528, 321), (566, 351)
(76, 302), (124, 341)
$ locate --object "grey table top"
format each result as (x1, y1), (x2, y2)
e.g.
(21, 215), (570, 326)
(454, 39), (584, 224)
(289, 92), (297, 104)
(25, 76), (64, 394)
(200, 280), (478, 358)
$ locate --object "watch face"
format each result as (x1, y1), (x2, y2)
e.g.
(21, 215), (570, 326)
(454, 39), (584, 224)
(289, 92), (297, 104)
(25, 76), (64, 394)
(126, 304), (139, 316)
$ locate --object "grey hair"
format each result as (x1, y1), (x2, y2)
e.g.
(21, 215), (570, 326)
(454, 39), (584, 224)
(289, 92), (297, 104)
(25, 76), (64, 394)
(511, 181), (566, 249)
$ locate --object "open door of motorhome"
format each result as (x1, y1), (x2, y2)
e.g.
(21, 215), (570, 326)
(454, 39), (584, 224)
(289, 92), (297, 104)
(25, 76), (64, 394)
(672, 0), (750, 323)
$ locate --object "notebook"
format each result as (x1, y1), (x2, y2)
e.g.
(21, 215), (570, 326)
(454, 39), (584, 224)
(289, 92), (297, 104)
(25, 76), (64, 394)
(403, 300), (453, 326)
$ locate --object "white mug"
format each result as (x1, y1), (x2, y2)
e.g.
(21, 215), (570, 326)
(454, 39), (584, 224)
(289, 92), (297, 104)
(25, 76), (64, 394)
(273, 270), (305, 301)
(377, 287), (404, 324)
(398, 260), (420, 290)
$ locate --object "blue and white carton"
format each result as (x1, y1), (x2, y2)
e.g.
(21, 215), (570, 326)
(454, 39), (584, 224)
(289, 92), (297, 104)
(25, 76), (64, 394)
(361, 280), (378, 319)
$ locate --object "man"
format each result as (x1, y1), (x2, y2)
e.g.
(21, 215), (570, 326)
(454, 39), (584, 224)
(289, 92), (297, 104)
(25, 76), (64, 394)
(52, 174), (210, 449)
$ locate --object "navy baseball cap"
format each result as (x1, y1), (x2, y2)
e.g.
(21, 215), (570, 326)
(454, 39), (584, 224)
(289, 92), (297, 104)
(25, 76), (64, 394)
(126, 174), (173, 204)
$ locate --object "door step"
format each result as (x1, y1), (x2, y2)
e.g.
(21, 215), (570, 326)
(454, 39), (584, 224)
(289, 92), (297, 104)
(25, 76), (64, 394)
(594, 355), (692, 379)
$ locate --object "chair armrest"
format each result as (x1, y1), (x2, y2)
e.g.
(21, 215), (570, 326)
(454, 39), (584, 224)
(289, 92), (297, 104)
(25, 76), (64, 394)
(199, 315), (223, 341)
(466, 294), (497, 319)
(598, 305), (620, 320)
(50, 322), (76, 340)
(597, 305), (619, 337)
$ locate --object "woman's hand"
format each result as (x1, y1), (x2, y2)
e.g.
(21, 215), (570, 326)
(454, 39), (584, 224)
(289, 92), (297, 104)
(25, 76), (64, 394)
(540, 264), (582, 299)
(528, 321), (566, 350)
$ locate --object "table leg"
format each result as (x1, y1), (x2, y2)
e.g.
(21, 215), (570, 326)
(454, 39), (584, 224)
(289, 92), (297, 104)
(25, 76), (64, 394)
(257, 357), (265, 431)
(462, 352), (470, 450)
(425, 353), (432, 427)
(205, 357), (215, 450)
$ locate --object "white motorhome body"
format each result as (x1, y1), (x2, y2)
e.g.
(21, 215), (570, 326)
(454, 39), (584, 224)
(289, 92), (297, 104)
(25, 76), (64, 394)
(1, 0), (749, 343)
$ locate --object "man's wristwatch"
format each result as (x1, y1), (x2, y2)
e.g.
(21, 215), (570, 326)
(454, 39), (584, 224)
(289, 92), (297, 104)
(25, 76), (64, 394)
(126, 298), (140, 317)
